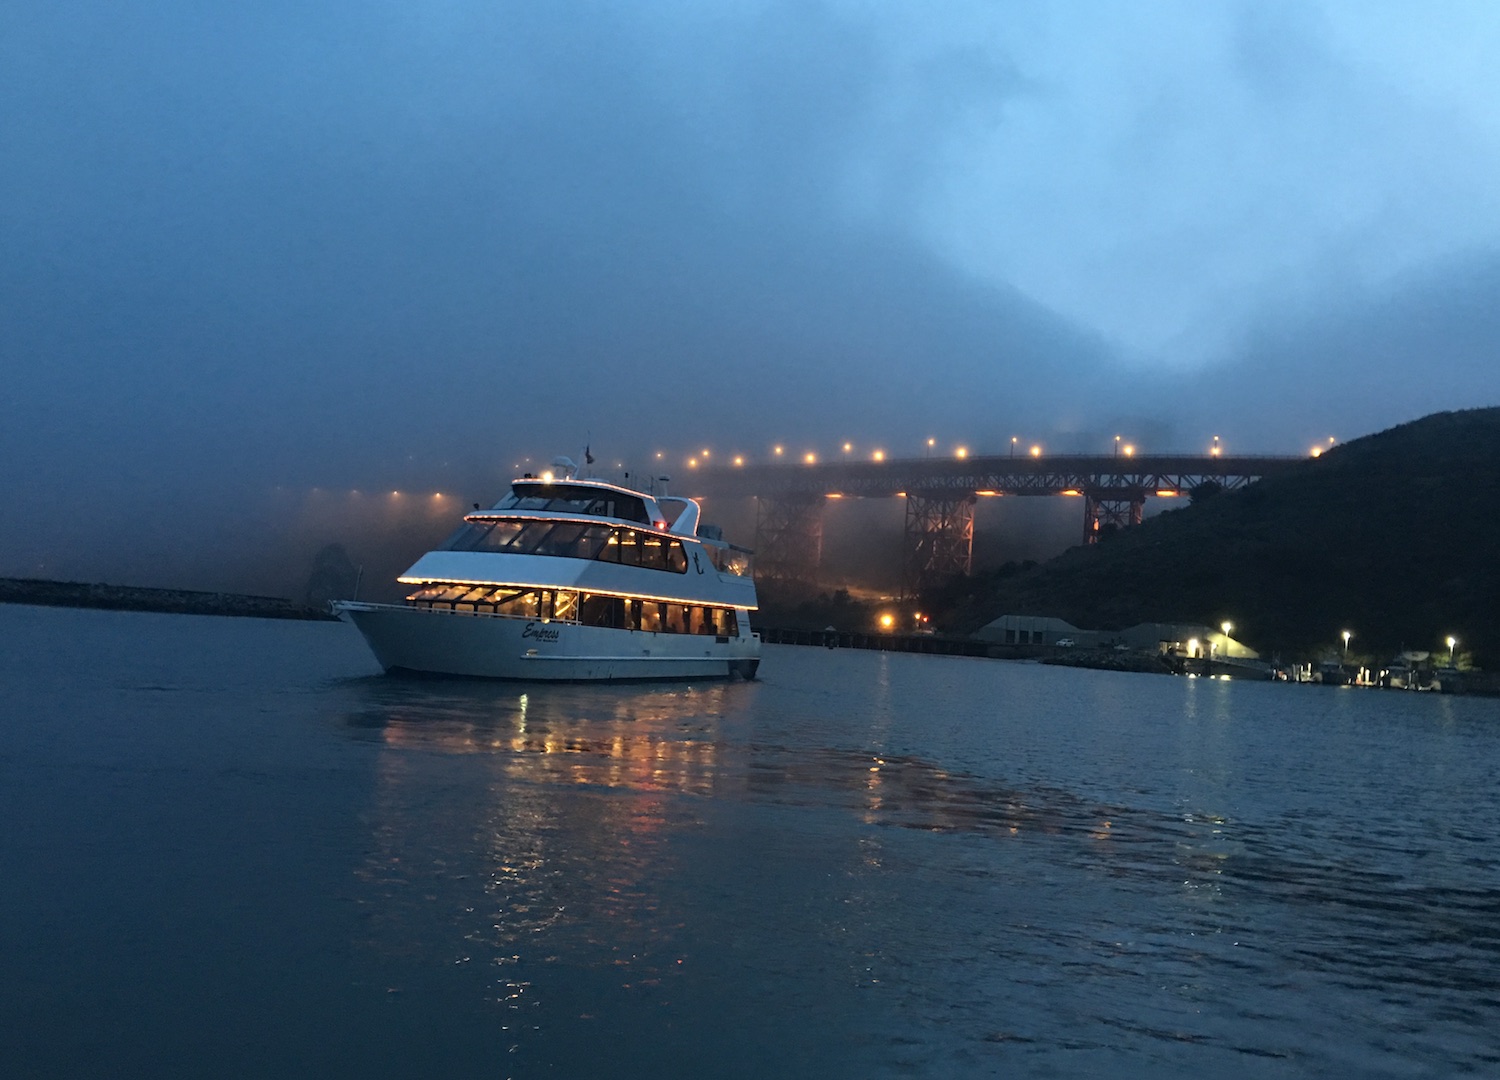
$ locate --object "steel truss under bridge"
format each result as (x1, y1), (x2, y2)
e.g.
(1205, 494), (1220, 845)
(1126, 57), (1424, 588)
(903, 491), (975, 597)
(691, 452), (1302, 587)
(1083, 489), (1146, 545)
(753, 493), (825, 586)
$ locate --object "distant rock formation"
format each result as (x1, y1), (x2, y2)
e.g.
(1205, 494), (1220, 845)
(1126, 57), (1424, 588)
(303, 543), (361, 610)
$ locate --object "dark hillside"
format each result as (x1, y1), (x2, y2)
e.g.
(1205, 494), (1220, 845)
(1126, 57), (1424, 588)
(947, 408), (1500, 664)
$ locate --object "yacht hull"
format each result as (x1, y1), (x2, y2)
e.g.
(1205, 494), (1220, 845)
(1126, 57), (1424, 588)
(336, 602), (760, 682)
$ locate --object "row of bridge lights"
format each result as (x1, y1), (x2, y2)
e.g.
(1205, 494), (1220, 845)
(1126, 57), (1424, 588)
(659, 434), (1341, 469)
(295, 433), (1342, 496)
(665, 438), (1049, 469)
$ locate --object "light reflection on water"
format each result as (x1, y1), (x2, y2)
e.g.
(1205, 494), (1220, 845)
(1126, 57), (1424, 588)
(5, 606), (1496, 1078)
(334, 651), (1500, 1077)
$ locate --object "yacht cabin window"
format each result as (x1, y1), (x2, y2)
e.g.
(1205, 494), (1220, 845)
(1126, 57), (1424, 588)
(440, 520), (690, 572)
(406, 585), (741, 637)
(497, 483), (650, 524)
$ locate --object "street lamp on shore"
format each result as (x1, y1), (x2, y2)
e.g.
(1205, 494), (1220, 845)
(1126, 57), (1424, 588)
(1342, 630), (1352, 657)
(1447, 636), (1458, 665)
(1221, 621), (1232, 658)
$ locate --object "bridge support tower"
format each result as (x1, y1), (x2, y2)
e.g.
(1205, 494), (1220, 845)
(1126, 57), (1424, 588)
(754, 494), (825, 586)
(903, 491), (975, 597)
(1083, 489), (1146, 545)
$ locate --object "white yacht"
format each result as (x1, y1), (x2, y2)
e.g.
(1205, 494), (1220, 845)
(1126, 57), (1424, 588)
(334, 459), (761, 681)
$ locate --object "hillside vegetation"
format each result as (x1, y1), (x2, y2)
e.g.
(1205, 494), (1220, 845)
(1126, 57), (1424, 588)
(945, 408), (1500, 665)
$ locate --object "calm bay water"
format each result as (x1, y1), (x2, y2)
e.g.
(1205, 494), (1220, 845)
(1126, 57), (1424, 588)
(2, 604), (1498, 1078)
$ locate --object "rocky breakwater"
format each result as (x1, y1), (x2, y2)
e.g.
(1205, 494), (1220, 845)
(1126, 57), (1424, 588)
(0, 578), (337, 621)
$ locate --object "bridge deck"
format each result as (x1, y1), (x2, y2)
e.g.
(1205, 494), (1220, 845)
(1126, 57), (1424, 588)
(691, 454), (1304, 499)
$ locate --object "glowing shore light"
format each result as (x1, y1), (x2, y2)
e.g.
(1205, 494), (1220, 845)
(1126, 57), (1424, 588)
(1123, 445), (1135, 456)
(1310, 446), (1323, 457)
(879, 613), (895, 630)
(1061, 489), (1082, 497)
(975, 490), (1000, 496)
(804, 452), (817, 464)
(733, 456), (744, 467)
(1030, 445), (1042, 457)
(872, 450), (885, 462)
(955, 446), (968, 459)
(773, 445), (784, 456)
(687, 458), (699, 468)
(1156, 490), (1179, 497)
(843, 442), (852, 453)
(826, 493), (843, 499)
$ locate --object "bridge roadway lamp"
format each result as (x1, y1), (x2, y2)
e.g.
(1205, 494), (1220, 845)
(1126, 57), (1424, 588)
(1221, 621), (1232, 657)
(1447, 636), (1457, 665)
(1342, 630), (1352, 657)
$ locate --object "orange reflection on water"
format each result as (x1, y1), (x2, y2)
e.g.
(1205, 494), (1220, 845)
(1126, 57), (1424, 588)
(350, 682), (740, 1005)
(376, 720), (723, 799)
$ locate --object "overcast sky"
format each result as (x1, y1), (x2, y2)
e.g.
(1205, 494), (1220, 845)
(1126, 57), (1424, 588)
(4, 1), (1500, 585)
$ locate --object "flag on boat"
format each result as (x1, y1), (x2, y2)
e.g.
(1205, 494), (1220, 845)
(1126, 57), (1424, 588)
(584, 445), (595, 465)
